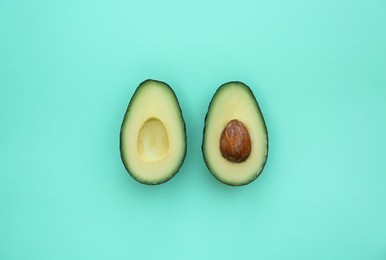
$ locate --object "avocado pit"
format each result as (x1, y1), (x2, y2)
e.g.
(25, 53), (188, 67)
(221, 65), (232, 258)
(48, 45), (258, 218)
(219, 119), (251, 163)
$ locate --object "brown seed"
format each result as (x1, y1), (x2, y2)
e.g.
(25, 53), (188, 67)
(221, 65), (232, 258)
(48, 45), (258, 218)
(220, 119), (252, 163)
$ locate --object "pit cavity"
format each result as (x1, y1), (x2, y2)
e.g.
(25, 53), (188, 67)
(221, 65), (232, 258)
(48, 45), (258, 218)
(137, 118), (169, 162)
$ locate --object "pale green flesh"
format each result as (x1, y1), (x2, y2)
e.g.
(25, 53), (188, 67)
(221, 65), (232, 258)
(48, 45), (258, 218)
(120, 80), (186, 185)
(203, 82), (268, 186)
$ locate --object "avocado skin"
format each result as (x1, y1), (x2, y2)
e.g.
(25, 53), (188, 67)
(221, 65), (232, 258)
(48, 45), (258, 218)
(119, 79), (187, 185)
(201, 81), (269, 186)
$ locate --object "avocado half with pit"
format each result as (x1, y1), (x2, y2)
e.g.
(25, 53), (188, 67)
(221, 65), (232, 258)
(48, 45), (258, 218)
(202, 81), (268, 186)
(120, 79), (187, 185)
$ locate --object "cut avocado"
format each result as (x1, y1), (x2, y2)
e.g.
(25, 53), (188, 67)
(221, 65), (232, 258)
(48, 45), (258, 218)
(202, 81), (268, 186)
(120, 79), (187, 185)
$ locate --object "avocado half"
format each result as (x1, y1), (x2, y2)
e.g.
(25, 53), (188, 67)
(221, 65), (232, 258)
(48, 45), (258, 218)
(120, 79), (187, 185)
(202, 81), (268, 186)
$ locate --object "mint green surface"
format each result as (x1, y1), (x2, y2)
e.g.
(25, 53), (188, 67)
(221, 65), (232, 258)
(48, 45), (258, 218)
(1, 0), (386, 259)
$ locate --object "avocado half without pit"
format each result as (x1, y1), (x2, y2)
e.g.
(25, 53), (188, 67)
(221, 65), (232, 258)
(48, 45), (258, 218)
(120, 79), (187, 185)
(202, 81), (268, 186)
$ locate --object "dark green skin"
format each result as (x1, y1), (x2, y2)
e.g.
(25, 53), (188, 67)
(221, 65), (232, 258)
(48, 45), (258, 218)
(202, 81), (269, 186)
(120, 79), (187, 185)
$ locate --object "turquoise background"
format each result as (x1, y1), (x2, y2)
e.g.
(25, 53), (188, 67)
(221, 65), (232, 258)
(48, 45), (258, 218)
(1, 0), (386, 259)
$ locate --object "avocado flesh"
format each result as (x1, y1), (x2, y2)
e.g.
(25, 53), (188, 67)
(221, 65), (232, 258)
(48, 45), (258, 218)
(202, 82), (268, 186)
(120, 80), (186, 185)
